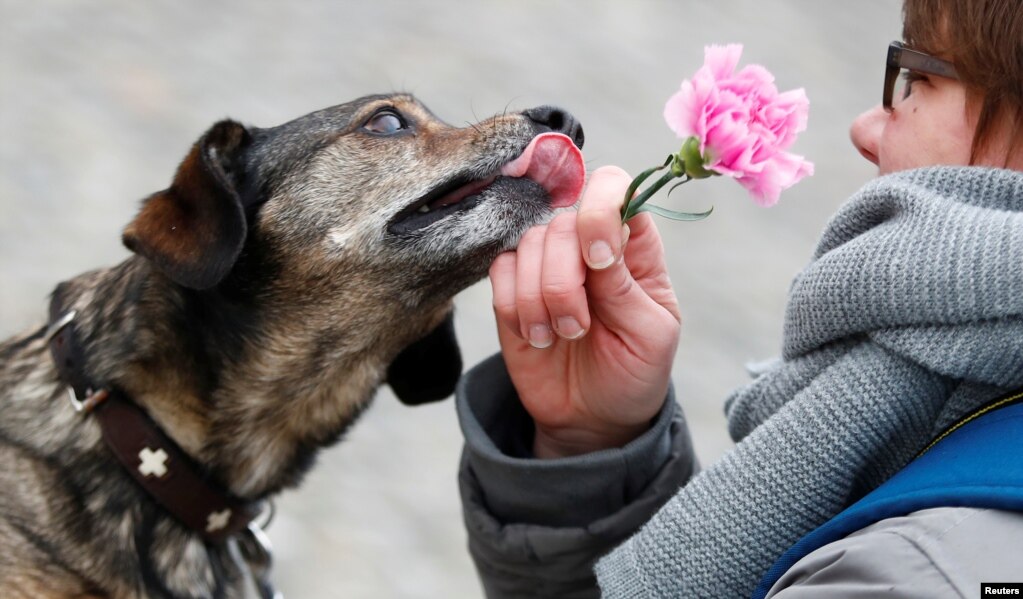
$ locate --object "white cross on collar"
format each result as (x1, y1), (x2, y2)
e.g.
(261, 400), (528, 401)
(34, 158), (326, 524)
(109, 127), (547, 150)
(137, 447), (169, 478)
(206, 508), (233, 533)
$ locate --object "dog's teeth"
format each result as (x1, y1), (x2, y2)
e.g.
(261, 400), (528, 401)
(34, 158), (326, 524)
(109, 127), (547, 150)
(417, 205), (431, 214)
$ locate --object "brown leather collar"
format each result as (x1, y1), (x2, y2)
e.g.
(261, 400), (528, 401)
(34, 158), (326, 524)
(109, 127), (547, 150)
(46, 308), (261, 544)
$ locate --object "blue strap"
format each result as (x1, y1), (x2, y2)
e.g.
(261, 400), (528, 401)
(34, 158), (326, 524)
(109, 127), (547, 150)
(753, 398), (1023, 599)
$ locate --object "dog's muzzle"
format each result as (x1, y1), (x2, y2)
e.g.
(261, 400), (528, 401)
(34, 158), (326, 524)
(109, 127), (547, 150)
(388, 132), (585, 234)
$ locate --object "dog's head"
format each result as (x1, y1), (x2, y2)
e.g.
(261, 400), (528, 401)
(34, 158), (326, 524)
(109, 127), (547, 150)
(121, 94), (585, 404)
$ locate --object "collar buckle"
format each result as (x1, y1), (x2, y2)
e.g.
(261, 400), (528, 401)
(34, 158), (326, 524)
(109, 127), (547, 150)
(67, 387), (110, 414)
(45, 309), (77, 342)
(46, 309), (109, 414)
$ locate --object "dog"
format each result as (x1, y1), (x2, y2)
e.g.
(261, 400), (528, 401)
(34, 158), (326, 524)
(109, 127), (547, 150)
(0, 93), (585, 598)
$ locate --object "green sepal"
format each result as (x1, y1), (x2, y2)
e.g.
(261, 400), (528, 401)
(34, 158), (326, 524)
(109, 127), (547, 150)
(680, 137), (715, 179)
(670, 154), (686, 178)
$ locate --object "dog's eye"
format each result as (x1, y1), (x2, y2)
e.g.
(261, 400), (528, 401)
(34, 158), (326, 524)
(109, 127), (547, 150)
(363, 110), (407, 135)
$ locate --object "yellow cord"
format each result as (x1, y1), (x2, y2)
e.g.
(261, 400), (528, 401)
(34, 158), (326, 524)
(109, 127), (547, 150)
(916, 390), (1023, 458)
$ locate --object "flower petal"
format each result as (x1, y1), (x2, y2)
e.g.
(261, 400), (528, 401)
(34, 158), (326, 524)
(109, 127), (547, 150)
(703, 44), (743, 79)
(661, 43), (812, 209)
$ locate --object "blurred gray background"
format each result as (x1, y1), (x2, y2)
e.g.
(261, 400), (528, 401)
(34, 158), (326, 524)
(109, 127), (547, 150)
(0, 1), (900, 597)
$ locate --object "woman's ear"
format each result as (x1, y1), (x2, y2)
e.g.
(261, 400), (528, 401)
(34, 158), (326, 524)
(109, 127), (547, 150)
(122, 120), (252, 289)
(387, 310), (463, 405)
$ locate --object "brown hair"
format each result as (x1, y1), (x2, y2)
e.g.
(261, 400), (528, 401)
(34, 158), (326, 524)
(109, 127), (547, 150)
(903, 0), (1023, 163)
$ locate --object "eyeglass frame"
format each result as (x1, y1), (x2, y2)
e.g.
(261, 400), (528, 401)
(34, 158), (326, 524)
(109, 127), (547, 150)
(884, 41), (959, 112)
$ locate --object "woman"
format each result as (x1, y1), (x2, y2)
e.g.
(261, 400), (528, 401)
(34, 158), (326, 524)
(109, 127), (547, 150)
(457, 0), (1023, 596)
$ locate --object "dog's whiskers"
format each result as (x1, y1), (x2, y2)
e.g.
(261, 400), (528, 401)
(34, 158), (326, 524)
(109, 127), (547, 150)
(467, 104), (490, 141)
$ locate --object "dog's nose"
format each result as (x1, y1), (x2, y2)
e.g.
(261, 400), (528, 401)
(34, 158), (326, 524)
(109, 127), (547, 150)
(523, 106), (585, 149)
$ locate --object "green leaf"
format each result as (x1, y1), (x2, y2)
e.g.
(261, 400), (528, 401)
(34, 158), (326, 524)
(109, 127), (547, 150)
(637, 202), (714, 221)
(665, 176), (692, 199)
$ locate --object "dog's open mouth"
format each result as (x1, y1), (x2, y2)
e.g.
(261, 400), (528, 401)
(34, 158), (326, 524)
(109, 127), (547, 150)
(388, 133), (585, 234)
(389, 174), (500, 233)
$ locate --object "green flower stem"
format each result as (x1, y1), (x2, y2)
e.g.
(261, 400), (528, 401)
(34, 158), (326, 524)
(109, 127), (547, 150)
(621, 155), (673, 222)
(621, 145), (716, 223)
(622, 169), (679, 221)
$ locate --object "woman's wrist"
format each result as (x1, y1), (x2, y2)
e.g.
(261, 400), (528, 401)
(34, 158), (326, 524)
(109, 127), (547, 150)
(533, 421), (652, 459)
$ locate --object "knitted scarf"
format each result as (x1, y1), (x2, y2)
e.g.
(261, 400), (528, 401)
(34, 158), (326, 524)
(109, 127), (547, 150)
(596, 166), (1023, 598)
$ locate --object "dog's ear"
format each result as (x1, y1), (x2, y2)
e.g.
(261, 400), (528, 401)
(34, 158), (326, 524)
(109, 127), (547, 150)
(387, 310), (463, 405)
(123, 120), (252, 290)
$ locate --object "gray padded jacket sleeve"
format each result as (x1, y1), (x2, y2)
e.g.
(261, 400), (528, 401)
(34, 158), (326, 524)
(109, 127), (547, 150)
(766, 506), (1023, 598)
(456, 354), (698, 598)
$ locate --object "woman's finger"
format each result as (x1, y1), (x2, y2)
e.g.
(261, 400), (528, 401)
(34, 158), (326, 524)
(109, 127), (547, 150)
(541, 212), (590, 340)
(489, 251), (521, 340)
(576, 166), (630, 270)
(574, 166), (680, 334)
(515, 225), (554, 348)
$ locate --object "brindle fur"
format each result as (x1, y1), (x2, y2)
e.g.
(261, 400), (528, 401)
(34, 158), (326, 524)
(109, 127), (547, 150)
(0, 94), (583, 598)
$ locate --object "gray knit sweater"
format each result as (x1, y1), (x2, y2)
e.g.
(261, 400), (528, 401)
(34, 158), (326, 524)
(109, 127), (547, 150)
(458, 166), (1023, 598)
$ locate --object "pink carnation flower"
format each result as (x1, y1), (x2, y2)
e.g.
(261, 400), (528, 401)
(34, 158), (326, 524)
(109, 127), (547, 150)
(664, 44), (813, 206)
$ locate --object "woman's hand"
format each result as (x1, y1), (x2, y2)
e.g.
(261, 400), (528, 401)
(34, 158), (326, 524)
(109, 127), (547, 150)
(489, 166), (682, 458)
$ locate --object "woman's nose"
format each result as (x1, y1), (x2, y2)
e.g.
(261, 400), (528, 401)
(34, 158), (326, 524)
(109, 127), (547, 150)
(849, 104), (886, 166)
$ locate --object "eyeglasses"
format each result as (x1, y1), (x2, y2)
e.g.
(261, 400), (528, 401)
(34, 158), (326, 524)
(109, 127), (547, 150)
(884, 41), (959, 112)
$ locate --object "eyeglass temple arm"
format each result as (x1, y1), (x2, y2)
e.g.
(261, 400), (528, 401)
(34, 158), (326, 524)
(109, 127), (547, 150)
(888, 43), (958, 80)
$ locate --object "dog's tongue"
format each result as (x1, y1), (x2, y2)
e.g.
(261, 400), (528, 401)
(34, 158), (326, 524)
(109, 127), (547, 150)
(500, 133), (585, 208)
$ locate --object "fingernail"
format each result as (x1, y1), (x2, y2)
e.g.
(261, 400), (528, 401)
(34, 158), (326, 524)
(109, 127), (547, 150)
(528, 323), (553, 348)
(588, 240), (614, 269)
(618, 224), (631, 265)
(556, 316), (585, 339)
